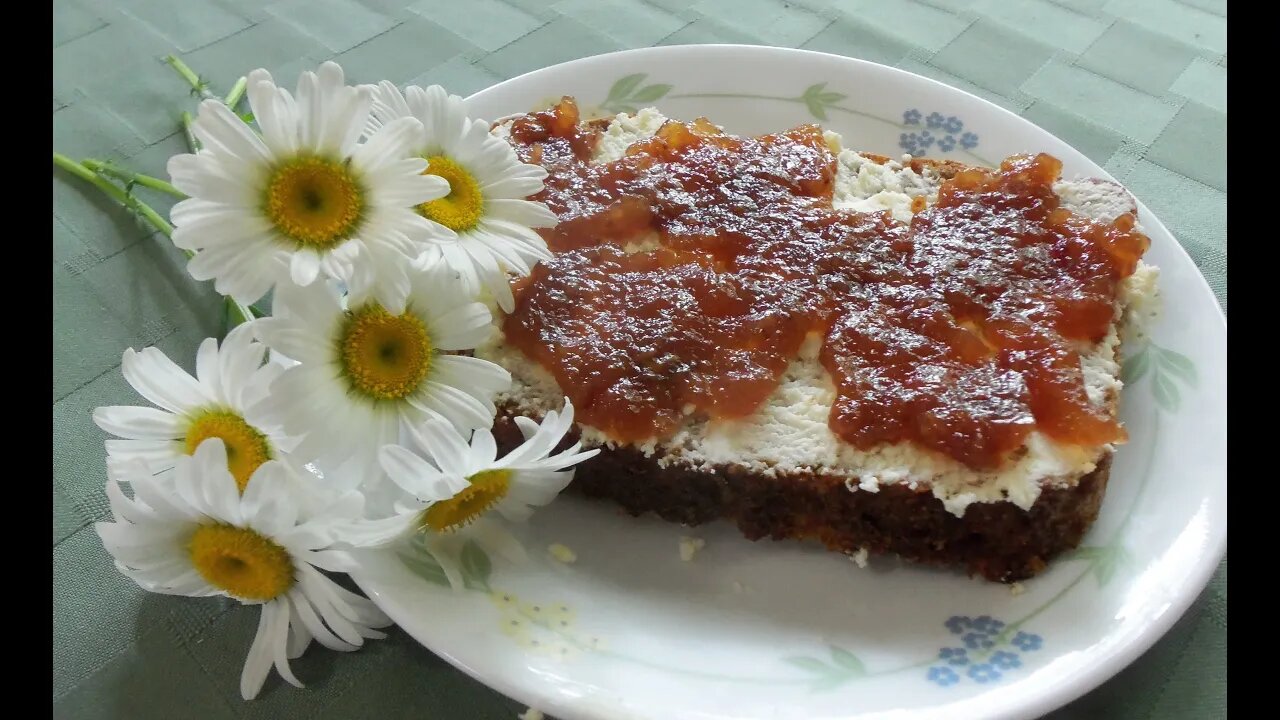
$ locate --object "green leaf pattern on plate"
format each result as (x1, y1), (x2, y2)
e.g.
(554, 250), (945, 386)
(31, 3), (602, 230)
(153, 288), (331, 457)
(1124, 342), (1198, 413)
(601, 73), (672, 114)
(1069, 544), (1134, 588)
(799, 82), (848, 122)
(783, 646), (867, 691)
(460, 539), (493, 590)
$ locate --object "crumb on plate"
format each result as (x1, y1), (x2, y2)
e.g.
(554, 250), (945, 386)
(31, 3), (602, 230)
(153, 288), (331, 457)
(548, 543), (577, 564)
(849, 548), (869, 568)
(679, 536), (706, 562)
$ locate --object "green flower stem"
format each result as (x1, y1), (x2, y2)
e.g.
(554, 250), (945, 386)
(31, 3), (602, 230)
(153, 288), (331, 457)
(225, 296), (254, 328)
(81, 159), (186, 199)
(53, 153), (174, 236)
(54, 152), (259, 330)
(165, 54), (216, 100)
(181, 111), (202, 153)
(224, 76), (247, 109)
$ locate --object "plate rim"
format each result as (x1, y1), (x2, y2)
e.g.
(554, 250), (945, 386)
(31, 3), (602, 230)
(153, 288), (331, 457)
(355, 44), (1228, 720)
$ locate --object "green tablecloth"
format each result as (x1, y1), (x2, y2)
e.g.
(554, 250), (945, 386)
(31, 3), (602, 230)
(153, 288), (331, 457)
(53, 1), (1226, 717)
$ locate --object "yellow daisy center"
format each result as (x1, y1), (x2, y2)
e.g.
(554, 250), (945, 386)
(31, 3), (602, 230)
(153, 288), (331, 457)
(188, 524), (294, 601)
(419, 469), (512, 533)
(418, 155), (484, 232)
(264, 156), (363, 250)
(340, 304), (434, 401)
(184, 410), (273, 493)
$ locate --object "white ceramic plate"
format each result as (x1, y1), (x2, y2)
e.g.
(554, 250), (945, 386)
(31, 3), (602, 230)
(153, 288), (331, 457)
(351, 45), (1227, 720)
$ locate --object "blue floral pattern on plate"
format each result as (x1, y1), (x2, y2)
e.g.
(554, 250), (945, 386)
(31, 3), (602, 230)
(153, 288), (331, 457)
(927, 616), (1042, 687)
(901, 108), (978, 156)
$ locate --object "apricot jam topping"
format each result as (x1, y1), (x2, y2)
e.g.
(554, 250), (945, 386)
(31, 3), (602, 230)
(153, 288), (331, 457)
(502, 100), (1149, 469)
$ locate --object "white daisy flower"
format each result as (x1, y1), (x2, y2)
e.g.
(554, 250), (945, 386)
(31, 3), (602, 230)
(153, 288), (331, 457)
(96, 440), (391, 700)
(168, 61), (448, 312)
(366, 82), (557, 312)
(92, 323), (295, 493)
(356, 400), (598, 589)
(254, 263), (512, 474)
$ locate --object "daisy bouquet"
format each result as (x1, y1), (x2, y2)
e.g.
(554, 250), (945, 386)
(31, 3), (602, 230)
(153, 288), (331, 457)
(54, 58), (597, 700)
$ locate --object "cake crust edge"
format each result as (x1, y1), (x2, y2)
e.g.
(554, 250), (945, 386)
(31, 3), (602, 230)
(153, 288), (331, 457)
(493, 413), (1111, 582)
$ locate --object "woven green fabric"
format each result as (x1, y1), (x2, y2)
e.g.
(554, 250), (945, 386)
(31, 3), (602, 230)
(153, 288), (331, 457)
(53, 1), (1226, 717)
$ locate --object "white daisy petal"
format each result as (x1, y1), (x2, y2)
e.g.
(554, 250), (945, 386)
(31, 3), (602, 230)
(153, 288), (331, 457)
(266, 280), (344, 333)
(217, 323), (268, 405)
(463, 245), (515, 307)
(189, 235), (285, 306)
(252, 323), (333, 367)
(479, 175), (546, 199)
(299, 548), (360, 574)
(408, 418), (474, 477)
(270, 596), (305, 689)
(285, 599), (313, 660)
(169, 198), (240, 237)
(248, 70), (298, 157)
(121, 346), (212, 414)
(426, 539), (468, 592)
(294, 67), (324, 152)
(341, 514), (416, 547)
(379, 444), (445, 497)
(469, 428), (498, 468)
(512, 416), (541, 441)
(126, 468), (197, 521)
(103, 478), (152, 525)
(241, 462), (299, 538)
(193, 100), (273, 166)
(96, 520), (186, 551)
(316, 240), (359, 284)
(361, 157), (432, 191)
(370, 205), (453, 243)
(432, 355), (511, 396)
(190, 439), (244, 523)
(194, 337), (221, 393)
(411, 382), (494, 433)
(506, 472), (573, 507)
(338, 242), (381, 308)
(240, 604), (278, 700)
(93, 406), (182, 440)
(351, 116), (428, 177)
(369, 81), (412, 131)
(466, 229), (529, 277)
(363, 242), (414, 314)
(296, 568), (367, 646)
(436, 241), (482, 294)
(334, 72), (376, 157)
(483, 198), (559, 229)
(290, 249), (323, 286)
(372, 172), (449, 208)
(289, 588), (358, 652)
(167, 154), (258, 206)
(467, 250), (517, 313)
(474, 519), (528, 564)
(326, 583), (391, 631)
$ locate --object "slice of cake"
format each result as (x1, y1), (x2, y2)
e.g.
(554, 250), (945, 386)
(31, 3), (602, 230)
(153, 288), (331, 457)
(481, 99), (1159, 582)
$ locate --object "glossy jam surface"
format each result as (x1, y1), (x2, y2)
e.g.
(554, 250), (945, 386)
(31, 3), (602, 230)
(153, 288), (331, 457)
(502, 100), (1149, 469)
